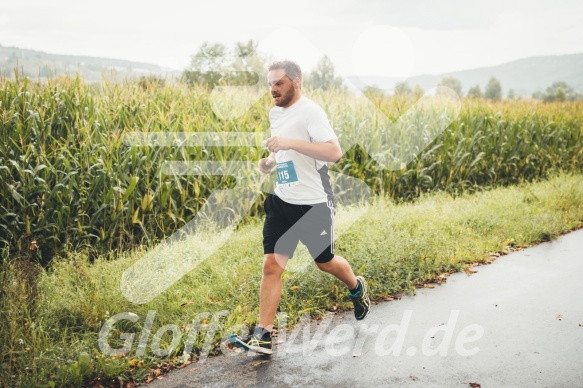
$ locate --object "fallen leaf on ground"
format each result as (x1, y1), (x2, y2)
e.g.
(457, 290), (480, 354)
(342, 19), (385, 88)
(189, 367), (198, 372)
(469, 383), (481, 387)
(179, 361), (191, 368)
(352, 352), (365, 357)
(465, 267), (478, 274)
(180, 300), (193, 307)
(437, 274), (448, 284)
(252, 360), (269, 366)
(423, 284), (435, 289)
(152, 368), (161, 377)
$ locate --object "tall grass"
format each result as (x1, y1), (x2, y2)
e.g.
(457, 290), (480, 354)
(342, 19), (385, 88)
(1, 74), (582, 263)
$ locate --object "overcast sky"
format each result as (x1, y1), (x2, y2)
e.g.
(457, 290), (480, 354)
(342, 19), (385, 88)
(1, 0), (582, 81)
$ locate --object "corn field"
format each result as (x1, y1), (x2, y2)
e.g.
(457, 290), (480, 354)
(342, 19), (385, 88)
(1, 73), (582, 263)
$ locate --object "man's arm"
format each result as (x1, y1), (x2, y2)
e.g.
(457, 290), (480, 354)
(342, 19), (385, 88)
(265, 137), (342, 163)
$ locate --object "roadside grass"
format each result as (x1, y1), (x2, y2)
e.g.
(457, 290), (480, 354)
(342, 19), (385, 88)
(2, 172), (583, 387)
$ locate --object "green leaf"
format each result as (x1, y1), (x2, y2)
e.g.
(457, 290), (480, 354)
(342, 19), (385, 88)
(122, 176), (139, 202)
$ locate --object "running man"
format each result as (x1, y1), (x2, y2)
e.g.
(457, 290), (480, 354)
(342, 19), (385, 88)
(231, 60), (370, 355)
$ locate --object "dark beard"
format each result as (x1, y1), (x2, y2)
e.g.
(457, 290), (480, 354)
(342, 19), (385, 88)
(274, 86), (296, 107)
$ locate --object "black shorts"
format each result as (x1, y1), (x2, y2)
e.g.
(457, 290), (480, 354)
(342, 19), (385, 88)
(263, 194), (335, 263)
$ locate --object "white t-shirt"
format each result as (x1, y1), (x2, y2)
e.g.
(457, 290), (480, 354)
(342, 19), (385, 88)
(269, 96), (338, 205)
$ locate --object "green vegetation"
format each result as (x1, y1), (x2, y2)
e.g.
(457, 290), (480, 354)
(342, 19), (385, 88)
(181, 40), (265, 87)
(304, 56), (344, 91)
(532, 81), (582, 102)
(467, 84), (483, 99)
(394, 81), (412, 95)
(438, 77), (463, 97)
(1, 172), (583, 387)
(1, 74), (582, 264)
(485, 77), (502, 101)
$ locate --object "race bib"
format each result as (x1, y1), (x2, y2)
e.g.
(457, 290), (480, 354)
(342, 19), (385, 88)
(276, 161), (300, 188)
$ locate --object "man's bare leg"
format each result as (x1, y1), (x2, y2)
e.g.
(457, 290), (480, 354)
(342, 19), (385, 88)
(258, 253), (288, 331)
(318, 255), (370, 320)
(315, 255), (358, 289)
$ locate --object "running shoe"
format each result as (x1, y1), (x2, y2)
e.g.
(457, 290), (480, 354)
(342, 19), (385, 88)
(228, 330), (272, 355)
(350, 276), (371, 320)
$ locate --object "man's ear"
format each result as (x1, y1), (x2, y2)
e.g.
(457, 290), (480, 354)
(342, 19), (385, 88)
(294, 77), (301, 89)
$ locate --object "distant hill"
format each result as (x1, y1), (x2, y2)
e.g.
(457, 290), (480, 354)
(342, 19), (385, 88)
(347, 53), (583, 97)
(0, 44), (181, 82)
(2, 45), (581, 97)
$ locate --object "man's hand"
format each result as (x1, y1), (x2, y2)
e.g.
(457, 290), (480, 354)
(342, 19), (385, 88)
(258, 157), (275, 174)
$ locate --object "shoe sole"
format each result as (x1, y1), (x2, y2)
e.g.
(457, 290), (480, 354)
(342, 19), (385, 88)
(355, 276), (371, 320)
(229, 335), (273, 355)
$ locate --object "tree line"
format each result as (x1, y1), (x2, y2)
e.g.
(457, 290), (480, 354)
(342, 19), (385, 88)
(396, 77), (582, 102)
(181, 40), (582, 102)
(181, 40), (343, 91)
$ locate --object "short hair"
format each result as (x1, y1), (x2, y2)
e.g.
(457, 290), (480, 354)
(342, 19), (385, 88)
(268, 60), (302, 82)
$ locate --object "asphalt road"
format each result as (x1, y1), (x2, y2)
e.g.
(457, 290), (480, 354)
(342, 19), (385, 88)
(146, 229), (583, 387)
